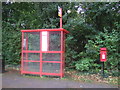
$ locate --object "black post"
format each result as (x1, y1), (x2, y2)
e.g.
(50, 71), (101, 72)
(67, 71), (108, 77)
(103, 62), (104, 78)
(1, 56), (5, 73)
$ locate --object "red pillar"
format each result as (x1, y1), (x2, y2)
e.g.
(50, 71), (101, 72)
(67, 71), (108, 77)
(21, 32), (24, 74)
(40, 32), (42, 77)
(60, 31), (63, 78)
(60, 8), (62, 28)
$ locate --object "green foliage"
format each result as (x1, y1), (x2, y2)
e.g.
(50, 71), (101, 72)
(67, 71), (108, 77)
(85, 2), (119, 31)
(2, 2), (67, 65)
(75, 57), (100, 72)
(75, 58), (93, 71)
(84, 28), (119, 74)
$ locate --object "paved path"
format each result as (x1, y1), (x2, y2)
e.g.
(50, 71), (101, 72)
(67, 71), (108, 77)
(2, 70), (118, 88)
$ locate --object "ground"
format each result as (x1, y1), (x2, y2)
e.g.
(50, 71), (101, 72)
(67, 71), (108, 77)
(2, 69), (118, 88)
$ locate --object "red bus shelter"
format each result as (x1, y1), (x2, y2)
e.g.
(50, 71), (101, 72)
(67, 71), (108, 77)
(21, 28), (69, 78)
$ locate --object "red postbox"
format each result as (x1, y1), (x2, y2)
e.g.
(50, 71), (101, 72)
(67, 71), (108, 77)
(100, 48), (107, 62)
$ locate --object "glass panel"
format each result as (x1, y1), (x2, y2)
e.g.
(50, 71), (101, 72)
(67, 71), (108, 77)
(49, 31), (61, 51)
(42, 53), (60, 61)
(23, 62), (40, 72)
(42, 63), (60, 73)
(23, 32), (40, 51)
(23, 53), (40, 61)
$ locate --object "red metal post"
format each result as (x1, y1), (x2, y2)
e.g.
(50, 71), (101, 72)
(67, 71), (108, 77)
(62, 32), (65, 77)
(26, 33), (28, 56)
(47, 31), (49, 51)
(26, 33), (28, 71)
(60, 8), (62, 28)
(60, 31), (63, 78)
(21, 32), (24, 74)
(40, 32), (42, 77)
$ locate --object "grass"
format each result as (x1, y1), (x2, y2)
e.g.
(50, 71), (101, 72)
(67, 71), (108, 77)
(23, 74), (61, 80)
(80, 78), (93, 83)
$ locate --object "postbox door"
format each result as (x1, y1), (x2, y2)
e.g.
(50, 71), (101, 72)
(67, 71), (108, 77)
(100, 51), (107, 62)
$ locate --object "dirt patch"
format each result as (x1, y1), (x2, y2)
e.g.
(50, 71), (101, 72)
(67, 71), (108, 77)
(65, 70), (119, 87)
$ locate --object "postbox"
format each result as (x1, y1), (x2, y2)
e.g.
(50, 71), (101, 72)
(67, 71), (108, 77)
(100, 48), (107, 62)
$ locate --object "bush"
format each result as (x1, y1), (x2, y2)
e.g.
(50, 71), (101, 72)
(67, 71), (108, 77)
(75, 58), (92, 71)
(84, 28), (119, 75)
(75, 58), (100, 72)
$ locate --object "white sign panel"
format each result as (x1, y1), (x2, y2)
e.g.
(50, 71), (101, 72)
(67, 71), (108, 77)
(42, 31), (48, 51)
(102, 53), (105, 59)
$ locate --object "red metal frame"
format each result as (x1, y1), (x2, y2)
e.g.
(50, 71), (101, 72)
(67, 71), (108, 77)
(60, 31), (63, 78)
(21, 29), (69, 78)
(62, 32), (65, 77)
(21, 28), (69, 33)
(22, 50), (64, 53)
(26, 33), (28, 71)
(21, 32), (24, 74)
(60, 8), (62, 28)
(40, 32), (42, 77)
(47, 31), (49, 51)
